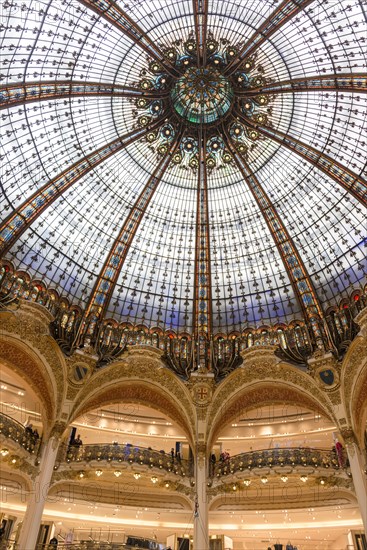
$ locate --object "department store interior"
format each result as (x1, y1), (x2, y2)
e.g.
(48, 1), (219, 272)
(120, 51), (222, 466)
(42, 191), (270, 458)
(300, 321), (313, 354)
(0, 0), (366, 548)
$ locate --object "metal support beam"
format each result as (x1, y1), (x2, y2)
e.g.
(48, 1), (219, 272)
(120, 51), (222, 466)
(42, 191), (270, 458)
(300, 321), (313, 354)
(238, 73), (367, 96)
(223, 125), (333, 349)
(78, 0), (179, 77)
(193, 129), (213, 368)
(0, 118), (164, 256)
(82, 127), (184, 322)
(193, 0), (208, 67)
(235, 110), (367, 207)
(0, 81), (169, 110)
(225, 0), (315, 76)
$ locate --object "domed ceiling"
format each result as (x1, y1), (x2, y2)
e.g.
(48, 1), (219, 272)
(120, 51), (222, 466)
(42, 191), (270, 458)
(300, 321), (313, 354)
(0, 0), (366, 339)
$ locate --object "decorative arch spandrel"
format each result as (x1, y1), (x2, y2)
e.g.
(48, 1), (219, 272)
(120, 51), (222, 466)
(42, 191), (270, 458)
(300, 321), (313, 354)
(340, 309), (367, 442)
(0, 336), (55, 428)
(67, 349), (196, 446)
(206, 348), (337, 451)
(0, 304), (68, 419)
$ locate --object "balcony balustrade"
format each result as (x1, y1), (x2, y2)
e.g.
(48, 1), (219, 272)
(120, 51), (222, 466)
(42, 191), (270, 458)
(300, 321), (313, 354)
(0, 413), (40, 454)
(58, 443), (193, 478)
(1, 263), (365, 377)
(213, 447), (346, 477)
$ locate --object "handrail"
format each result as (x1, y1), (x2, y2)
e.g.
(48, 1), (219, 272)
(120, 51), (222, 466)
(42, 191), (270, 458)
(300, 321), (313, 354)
(0, 412), (40, 454)
(33, 544), (160, 549)
(57, 443), (193, 477)
(213, 446), (346, 476)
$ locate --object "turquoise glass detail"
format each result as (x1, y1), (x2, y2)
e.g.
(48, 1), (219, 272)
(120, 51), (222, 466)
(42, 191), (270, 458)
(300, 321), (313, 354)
(171, 67), (233, 124)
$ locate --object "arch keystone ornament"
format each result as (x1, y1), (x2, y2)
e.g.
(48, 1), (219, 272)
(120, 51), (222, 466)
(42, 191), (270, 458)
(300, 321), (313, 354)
(189, 370), (215, 408)
(308, 353), (340, 390)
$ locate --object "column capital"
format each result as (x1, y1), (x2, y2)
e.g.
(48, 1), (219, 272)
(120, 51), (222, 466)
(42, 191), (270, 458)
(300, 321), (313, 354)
(49, 420), (67, 440)
(340, 426), (358, 446)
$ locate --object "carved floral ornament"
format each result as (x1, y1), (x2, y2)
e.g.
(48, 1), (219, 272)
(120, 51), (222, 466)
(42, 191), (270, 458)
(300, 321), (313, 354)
(1, 303), (365, 456)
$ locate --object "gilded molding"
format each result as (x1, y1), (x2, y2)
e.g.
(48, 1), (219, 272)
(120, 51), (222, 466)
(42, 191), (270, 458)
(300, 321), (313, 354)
(0, 304), (67, 420)
(340, 427), (358, 446)
(206, 347), (336, 448)
(67, 353), (196, 444)
(0, 336), (54, 422)
(341, 333), (367, 428)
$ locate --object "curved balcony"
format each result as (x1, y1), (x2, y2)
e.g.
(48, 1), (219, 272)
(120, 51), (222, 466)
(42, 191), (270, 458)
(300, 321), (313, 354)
(58, 443), (194, 478)
(213, 447), (346, 477)
(0, 413), (40, 454)
(1, 262), (366, 376)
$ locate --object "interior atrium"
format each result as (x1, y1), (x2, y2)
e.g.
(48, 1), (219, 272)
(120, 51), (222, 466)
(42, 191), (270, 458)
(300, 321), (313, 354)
(0, 0), (366, 548)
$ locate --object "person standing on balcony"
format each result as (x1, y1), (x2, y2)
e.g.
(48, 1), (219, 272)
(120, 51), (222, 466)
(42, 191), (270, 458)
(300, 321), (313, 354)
(334, 438), (344, 468)
(210, 453), (216, 476)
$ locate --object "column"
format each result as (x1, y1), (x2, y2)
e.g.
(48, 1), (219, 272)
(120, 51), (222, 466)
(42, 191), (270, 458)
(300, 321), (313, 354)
(17, 435), (61, 550)
(194, 447), (209, 550)
(343, 430), (367, 531)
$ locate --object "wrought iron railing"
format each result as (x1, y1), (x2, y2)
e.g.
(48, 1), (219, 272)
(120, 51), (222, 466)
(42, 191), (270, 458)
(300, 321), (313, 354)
(34, 544), (159, 550)
(0, 413), (40, 454)
(57, 442), (193, 477)
(213, 447), (346, 477)
(1, 262), (366, 377)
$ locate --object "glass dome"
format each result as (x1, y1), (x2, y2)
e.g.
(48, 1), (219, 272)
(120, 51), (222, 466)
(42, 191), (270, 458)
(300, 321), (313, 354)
(0, 0), (366, 340)
(171, 67), (233, 124)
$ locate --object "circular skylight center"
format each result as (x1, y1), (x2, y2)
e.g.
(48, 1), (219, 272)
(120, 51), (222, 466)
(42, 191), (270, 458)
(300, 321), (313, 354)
(171, 67), (233, 124)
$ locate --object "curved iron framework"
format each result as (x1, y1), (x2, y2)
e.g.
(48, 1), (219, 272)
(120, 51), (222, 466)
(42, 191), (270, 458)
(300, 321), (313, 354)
(1, 0), (366, 377)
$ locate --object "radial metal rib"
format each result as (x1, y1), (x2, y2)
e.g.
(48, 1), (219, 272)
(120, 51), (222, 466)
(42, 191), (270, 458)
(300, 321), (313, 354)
(0, 118), (164, 255)
(0, 81), (169, 110)
(238, 73), (367, 96)
(223, 125), (334, 349)
(235, 110), (367, 207)
(193, 0), (209, 67)
(82, 126), (184, 322)
(78, 0), (179, 77)
(225, 0), (315, 76)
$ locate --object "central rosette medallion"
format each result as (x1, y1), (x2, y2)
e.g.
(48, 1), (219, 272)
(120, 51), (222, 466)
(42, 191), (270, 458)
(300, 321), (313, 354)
(171, 67), (234, 125)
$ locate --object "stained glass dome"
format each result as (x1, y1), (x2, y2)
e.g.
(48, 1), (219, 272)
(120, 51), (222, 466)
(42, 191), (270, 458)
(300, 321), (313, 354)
(0, 0), (366, 351)
(171, 67), (233, 124)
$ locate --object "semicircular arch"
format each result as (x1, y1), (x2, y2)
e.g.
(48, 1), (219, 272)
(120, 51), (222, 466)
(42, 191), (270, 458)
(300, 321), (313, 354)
(68, 352), (196, 447)
(207, 353), (336, 453)
(0, 335), (56, 429)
